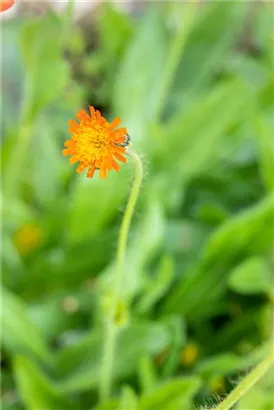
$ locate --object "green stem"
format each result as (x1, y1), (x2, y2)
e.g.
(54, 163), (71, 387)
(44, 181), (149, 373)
(214, 351), (274, 410)
(100, 149), (143, 402)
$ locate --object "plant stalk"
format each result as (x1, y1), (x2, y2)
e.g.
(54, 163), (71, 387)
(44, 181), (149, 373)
(214, 351), (274, 410)
(100, 149), (143, 402)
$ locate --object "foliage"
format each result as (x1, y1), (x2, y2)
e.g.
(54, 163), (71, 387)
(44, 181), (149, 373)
(1, 2), (273, 409)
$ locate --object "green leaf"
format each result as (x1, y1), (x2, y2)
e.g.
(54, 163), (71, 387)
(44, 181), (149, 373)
(136, 255), (174, 314)
(1, 288), (52, 364)
(196, 347), (266, 379)
(138, 356), (158, 394)
(162, 194), (274, 319)
(56, 322), (171, 393)
(93, 400), (119, 410)
(1, 236), (23, 276)
(31, 117), (65, 206)
(1, 196), (33, 230)
(203, 193), (274, 265)
(20, 14), (70, 121)
(113, 5), (167, 139)
(13, 356), (73, 410)
(98, 3), (133, 60)
(154, 79), (253, 180)
(66, 169), (128, 244)
(171, 2), (248, 96)
(119, 386), (139, 410)
(228, 257), (271, 295)
(1, 21), (24, 133)
(161, 316), (186, 378)
(99, 194), (166, 301)
(139, 377), (201, 410)
(253, 114), (274, 191)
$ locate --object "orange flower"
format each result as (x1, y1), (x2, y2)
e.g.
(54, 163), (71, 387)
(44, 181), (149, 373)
(63, 106), (130, 179)
(0, 0), (15, 12)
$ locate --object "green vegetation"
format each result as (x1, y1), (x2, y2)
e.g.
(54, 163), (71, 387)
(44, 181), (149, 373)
(1, 2), (273, 410)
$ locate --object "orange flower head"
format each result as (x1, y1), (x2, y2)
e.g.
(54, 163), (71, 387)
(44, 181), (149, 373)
(63, 106), (130, 179)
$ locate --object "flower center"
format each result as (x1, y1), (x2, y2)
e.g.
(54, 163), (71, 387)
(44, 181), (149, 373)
(75, 123), (111, 162)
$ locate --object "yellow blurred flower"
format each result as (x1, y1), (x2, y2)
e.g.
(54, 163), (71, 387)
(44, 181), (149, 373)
(14, 223), (43, 256)
(180, 343), (199, 366)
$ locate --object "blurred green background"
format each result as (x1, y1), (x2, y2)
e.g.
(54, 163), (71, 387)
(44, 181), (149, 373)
(1, 2), (274, 409)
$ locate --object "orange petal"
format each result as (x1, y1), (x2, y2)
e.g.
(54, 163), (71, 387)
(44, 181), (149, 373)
(95, 110), (102, 119)
(100, 167), (107, 179)
(87, 165), (96, 178)
(76, 162), (87, 173)
(115, 136), (128, 145)
(104, 159), (113, 170)
(76, 109), (90, 122)
(112, 159), (120, 172)
(64, 140), (76, 148)
(68, 119), (79, 133)
(115, 127), (127, 136)
(114, 152), (127, 163)
(62, 148), (73, 156)
(69, 156), (78, 165)
(113, 145), (126, 154)
(89, 106), (96, 117)
(109, 117), (121, 130)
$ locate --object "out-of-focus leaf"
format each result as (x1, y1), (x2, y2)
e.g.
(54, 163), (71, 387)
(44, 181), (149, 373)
(66, 169), (128, 244)
(1, 288), (52, 364)
(162, 194), (274, 318)
(208, 311), (268, 353)
(170, 2), (248, 99)
(253, 114), (274, 191)
(2, 21), (24, 133)
(228, 257), (271, 295)
(24, 228), (117, 295)
(98, 194), (166, 302)
(1, 197), (33, 229)
(32, 117), (65, 206)
(13, 356), (74, 410)
(202, 193), (274, 265)
(20, 14), (70, 121)
(161, 316), (186, 378)
(1, 236), (23, 276)
(237, 386), (274, 410)
(164, 219), (210, 259)
(139, 377), (201, 410)
(136, 255), (174, 314)
(56, 322), (171, 392)
(138, 356), (158, 394)
(98, 3), (133, 60)
(196, 347), (266, 379)
(225, 54), (269, 89)
(27, 293), (84, 342)
(113, 5), (167, 139)
(123, 195), (166, 299)
(119, 386), (139, 410)
(93, 400), (119, 410)
(153, 79), (253, 180)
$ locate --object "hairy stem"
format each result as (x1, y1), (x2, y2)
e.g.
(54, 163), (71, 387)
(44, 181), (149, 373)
(100, 149), (143, 402)
(214, 351), (274, 410)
